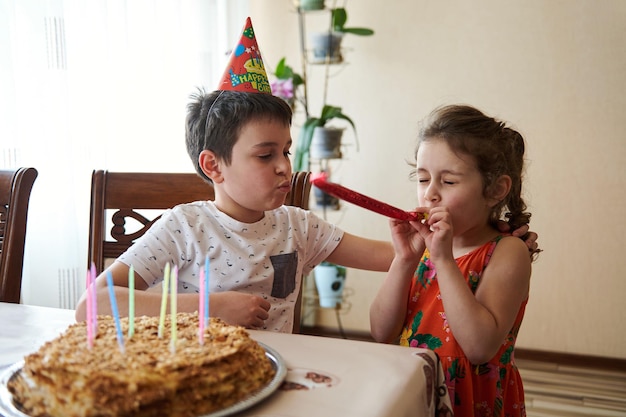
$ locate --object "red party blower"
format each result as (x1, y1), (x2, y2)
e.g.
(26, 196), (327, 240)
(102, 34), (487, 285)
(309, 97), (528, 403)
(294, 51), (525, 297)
(309, 172), (424, 222)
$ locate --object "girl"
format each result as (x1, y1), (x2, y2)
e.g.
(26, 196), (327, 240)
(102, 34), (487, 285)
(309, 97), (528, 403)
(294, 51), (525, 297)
(370, 105), (538, 416)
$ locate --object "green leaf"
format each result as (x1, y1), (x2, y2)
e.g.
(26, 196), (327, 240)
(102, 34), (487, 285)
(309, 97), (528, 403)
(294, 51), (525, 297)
(275, 57), (288, 78)
(274, 57), (304, 86)
(331, 7), (374, 36)
(342, 27), (374, 36)
(294, 116), (322, 171)
(331, 8), (348, 31)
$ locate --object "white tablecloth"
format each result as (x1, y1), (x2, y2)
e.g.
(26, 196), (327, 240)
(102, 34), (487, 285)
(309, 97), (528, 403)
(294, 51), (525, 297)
(0, 302), (453, 416)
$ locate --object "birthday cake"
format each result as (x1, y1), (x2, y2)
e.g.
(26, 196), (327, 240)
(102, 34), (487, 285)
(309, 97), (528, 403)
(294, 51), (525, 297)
(7, 313), (276, 417)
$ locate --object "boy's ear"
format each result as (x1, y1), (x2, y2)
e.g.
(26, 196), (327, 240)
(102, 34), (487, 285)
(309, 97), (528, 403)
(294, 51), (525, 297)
(199, 150), (223, 183)
(488, 175), (512, 207)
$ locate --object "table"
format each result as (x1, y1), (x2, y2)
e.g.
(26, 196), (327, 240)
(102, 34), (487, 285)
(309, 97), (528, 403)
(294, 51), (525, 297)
(0, 302), (453, 417)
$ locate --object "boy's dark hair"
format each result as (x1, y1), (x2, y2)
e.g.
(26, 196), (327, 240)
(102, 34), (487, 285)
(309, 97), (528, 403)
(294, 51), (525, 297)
(185, 89), (293, 183)
(414, 104), (531, 232)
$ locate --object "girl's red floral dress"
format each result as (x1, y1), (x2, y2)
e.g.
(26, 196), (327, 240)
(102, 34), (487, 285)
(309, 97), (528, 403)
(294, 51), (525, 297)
(400, 236), (527, 417)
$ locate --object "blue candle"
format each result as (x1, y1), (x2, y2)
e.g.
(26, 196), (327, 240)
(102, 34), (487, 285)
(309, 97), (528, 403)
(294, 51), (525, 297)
(106, 271), (125, 353)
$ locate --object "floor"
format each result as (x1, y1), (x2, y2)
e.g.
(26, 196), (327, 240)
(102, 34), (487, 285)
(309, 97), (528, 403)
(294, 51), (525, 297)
(517, 358), (626, 417)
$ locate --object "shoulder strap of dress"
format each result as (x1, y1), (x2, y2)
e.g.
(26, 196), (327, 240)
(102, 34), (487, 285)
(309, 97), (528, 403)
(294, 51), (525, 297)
(483, 235), (504, 269)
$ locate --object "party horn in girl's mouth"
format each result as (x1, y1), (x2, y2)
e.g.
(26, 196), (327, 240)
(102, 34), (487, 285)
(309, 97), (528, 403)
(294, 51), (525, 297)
(310, 172), (425, 221)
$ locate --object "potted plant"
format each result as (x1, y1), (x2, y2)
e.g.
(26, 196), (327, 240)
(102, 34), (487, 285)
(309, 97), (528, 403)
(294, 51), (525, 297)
(309, 7), (374, 64)
(293, 0), (325, 11)
(293, 104), (359, 172)
(270, 57), (305, 111)
(314, 261), (347, 308)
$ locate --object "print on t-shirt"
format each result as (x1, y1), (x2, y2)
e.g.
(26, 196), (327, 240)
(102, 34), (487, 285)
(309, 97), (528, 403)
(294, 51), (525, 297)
(270, 252), (298, 298)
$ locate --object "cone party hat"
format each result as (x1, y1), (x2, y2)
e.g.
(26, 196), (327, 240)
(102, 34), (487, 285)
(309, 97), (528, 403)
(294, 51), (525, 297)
(217, 17), (271, 94)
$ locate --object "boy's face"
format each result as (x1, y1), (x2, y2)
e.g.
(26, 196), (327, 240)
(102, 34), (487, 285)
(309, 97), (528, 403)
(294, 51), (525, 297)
(211, 118), (293, 223)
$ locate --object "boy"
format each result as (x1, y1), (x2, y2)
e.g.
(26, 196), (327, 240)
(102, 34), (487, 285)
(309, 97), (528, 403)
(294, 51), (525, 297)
(75, 88), (394, 332)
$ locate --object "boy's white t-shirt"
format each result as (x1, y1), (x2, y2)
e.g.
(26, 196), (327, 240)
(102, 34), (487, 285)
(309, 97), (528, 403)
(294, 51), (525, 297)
(119, 201), (344, 333)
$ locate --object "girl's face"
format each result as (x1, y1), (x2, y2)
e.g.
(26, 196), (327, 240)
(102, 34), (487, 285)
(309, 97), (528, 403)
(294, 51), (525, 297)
(213, 118), (293, 223)
(416, 138), (493, 234)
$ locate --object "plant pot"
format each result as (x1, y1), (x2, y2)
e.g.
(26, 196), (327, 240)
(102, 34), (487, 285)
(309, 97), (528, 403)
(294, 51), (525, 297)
(310, 126), (343, 160)
(314, 264), (346, 308)
(313, 186), (340, 209)
(309, 32), (344, 64)
(294, 0), (325, 11)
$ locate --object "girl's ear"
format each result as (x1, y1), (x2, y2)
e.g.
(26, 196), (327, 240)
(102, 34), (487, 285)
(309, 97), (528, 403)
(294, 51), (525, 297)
(487, 175), (512, 207)
(199, 150), (223, 183)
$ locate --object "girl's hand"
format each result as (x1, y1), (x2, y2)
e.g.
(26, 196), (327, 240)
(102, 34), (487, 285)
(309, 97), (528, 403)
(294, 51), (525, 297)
(388, 217), (426, 261)
(412, 207), (454, 263)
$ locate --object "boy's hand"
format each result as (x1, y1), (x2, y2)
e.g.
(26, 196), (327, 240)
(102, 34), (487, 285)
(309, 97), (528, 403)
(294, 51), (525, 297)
(497, 221), (539, 253)
(211, 291), (270, 329)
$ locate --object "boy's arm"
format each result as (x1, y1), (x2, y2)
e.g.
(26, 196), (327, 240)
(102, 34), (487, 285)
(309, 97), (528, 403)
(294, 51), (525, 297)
(324, 232), (394, 271)
(75, 261), (165, 321)
(74, 261), (271, 329)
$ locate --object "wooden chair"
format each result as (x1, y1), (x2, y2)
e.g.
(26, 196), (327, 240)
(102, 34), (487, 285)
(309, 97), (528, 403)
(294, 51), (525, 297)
(0, 167), (38, 303)
(87, 169), (312, 332)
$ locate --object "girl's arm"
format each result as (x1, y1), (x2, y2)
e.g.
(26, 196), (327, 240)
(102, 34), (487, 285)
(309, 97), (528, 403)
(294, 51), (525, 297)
(369, 218), (427, 343)
(434, 236), (531, 363)
(369, 255), (420, 343)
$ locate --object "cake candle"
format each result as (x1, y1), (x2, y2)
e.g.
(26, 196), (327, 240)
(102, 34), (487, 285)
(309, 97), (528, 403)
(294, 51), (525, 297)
(158, 263), (171, 339)
(170, 265), (178, 353)
(106, 271), (125, 353)
(128, 265), (135, 338)
(90, 263), (98, 337)
(204, 255), (210, 320)
(198, 268), (205, 344)
(86, 269), (93, 348)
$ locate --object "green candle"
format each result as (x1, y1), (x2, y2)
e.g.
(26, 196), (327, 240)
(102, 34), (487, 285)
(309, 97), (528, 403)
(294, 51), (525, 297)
(170, 265), (178, 353)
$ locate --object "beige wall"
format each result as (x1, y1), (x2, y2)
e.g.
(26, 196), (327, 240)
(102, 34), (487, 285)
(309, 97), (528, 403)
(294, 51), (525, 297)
(251, 0), (626, 359)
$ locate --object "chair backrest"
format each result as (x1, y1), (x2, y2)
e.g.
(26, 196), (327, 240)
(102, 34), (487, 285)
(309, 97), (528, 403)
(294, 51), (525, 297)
(0, 167), (38, 303)
(87, 170), (312, 332)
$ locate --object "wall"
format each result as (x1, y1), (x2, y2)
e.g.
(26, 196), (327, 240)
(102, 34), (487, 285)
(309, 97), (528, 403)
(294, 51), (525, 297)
(251, 0), (626, 359)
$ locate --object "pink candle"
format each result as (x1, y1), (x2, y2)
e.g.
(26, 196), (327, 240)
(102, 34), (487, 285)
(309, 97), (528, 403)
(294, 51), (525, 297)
(128, 265), (135, 338)
(90, 263), (98, 341)
(198, 268), (205, 344)
(86, 269), (93, 348)
(204, 255), (210, 321)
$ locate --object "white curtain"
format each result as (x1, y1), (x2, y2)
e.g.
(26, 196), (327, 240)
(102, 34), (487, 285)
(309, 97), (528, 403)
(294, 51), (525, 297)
(0, 0), (249, 307)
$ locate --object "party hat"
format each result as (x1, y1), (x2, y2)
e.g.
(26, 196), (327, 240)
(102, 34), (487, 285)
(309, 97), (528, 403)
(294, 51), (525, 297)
(217, 17), (271, 94)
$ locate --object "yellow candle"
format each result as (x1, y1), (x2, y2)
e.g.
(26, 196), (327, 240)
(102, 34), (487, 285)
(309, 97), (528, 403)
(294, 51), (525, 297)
(158, 263), (170, 339)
